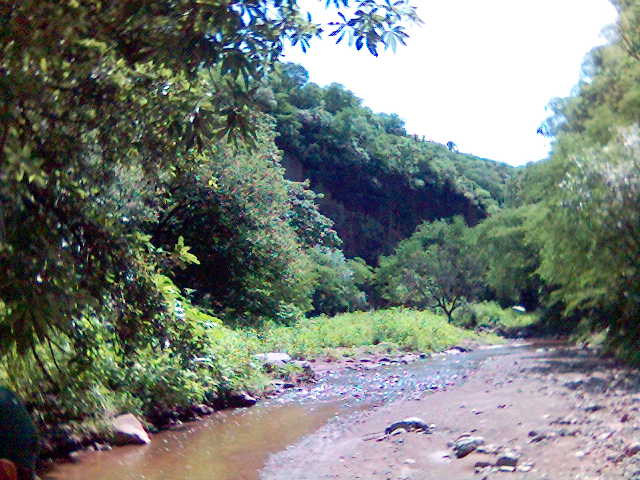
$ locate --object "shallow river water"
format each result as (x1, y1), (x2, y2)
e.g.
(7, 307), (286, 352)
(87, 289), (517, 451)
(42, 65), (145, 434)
(45, 344), (527, 480)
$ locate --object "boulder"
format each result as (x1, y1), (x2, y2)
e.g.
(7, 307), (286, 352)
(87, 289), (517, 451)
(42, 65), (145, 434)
(385, 417), (433, 435)
(255, 352), (291, 367)
(192, 404), (214, 416)
(226, 391), (257, 408)
(583, 404), (606, 413)
(444, 346), (471, 355)
(496, 450), (520, 467)
(625, 442), (640, 457)
(111, 414), (151, 446)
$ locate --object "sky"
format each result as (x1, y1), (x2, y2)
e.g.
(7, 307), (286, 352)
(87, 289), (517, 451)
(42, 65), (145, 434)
(282, 0), (619, 166)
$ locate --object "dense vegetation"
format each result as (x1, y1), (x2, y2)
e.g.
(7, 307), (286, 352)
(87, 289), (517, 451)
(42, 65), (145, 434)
(263, 64), (513, 262)
(2, 0), (638, 462)
(0, 0), (425, 445)
(471, 0), (640, 357)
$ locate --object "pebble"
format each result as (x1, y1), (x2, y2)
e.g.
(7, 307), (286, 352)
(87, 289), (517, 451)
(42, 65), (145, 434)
(518, 463), (534, 472)
(584, 404), (606, 413)
(453, 436), (485, 458)
(625, 442), (640, 456)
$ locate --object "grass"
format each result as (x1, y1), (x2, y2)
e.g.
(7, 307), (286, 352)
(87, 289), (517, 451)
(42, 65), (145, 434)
(0, 304), (519, 450)
(259, 308), (502, 358)
(454, 301), (539, 331)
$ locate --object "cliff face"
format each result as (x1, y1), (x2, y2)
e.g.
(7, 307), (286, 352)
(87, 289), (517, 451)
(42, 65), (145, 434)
(281, 154), (487, 264)
(268, 66), (512, 264)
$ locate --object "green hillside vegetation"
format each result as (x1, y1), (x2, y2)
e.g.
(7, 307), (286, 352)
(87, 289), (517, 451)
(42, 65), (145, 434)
(262, 64), (514, 262)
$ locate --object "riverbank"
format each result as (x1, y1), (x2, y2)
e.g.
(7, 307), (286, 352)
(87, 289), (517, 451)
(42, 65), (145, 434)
(30, 307), (529, 467)
(43, 340), (516, 480)
(262, 342), (640, 480)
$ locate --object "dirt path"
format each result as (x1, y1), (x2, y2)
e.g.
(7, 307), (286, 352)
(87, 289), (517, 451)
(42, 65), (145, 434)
(262, 342), (640, 480)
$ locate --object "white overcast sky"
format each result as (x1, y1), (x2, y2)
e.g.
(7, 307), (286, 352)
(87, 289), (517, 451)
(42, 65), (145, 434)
(282, 0), (619, 166)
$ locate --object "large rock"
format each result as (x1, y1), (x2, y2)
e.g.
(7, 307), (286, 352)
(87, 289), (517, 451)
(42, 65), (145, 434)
(255, 352), (291, 368)
(626, 442), (640, 457)
(111, 414), (151, 446)
(444, 346), (471, 355)
(385, 417), (433, 435)
(496, 450), (520, 467)
(226, 391), (257, 408)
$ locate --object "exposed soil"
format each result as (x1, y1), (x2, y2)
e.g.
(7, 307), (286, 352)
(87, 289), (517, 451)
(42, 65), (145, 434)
(262, 342), (640, 480)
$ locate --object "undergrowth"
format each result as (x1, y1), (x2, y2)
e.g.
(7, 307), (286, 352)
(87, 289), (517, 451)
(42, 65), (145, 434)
(453, 301), (538, 331)
(259, 308), (502, 358)
(0, 305), (520, 440)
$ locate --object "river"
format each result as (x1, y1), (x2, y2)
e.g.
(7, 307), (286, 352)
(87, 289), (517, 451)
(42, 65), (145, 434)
(44, 344), (527, 480)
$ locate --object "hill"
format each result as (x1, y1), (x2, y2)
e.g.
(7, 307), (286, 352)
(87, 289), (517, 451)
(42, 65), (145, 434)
(263, 64), (514, 263)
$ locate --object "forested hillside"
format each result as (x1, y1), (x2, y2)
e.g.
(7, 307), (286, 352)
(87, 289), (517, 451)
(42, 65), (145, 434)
(262, 64), (513, 262)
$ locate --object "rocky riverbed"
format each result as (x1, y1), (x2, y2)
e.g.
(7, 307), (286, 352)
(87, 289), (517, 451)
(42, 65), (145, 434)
(262, 342), (640, 480)
(45, 341), (640, 480)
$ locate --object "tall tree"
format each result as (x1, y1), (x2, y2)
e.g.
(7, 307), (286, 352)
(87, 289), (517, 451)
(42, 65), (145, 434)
(0, 0), (420, 355)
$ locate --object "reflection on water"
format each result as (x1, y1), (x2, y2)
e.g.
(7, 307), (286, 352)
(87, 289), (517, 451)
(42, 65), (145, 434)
(45, 403), (340, 480)
(44, 344), (528, 480)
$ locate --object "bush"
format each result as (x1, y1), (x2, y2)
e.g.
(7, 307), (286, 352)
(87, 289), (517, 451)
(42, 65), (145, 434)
(260, 308), (497, 358)
(0, 306), (268, 427)
(453, 301), (538, 331)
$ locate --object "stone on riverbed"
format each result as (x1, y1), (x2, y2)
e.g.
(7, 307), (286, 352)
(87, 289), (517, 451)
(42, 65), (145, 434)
(452, 435), (485, 458)
(226, 391), (258, 408)
(625, 442), (640, 457)
(255, 352), (291, 367)
(111, 414), (151, 446)
(496, 449), (520, 467)
(444, 346), (471, 355)
(384, 417), (433, 435)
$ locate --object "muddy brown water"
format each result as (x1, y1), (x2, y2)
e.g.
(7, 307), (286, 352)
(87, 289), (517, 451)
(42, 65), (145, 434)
(45, 344), (528, 480)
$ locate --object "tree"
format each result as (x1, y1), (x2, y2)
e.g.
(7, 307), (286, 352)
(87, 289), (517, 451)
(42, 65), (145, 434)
(308, 248), (372, 316)
(534, 128), (640, 333)
(0, 0), (420, 356)
(149, 119), (335, 323)
(475, 206), (542, 310)
(377, 217), (483, 322)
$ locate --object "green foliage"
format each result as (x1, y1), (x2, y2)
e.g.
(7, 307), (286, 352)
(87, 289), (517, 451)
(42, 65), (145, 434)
(264, 64), (514, 262)
(260, 309), (493, 358)
(0, 0), (419, 358)
(149, 119), (329, 323)
(453, 302), (538, 331)
(534, 129), (640, 328)
(377, 217), (483, 321)
(0, 284), (267, 424)
(475, 205), (542, 309)
(504, 0), (640, 354)
(308, 248), (372, 316)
